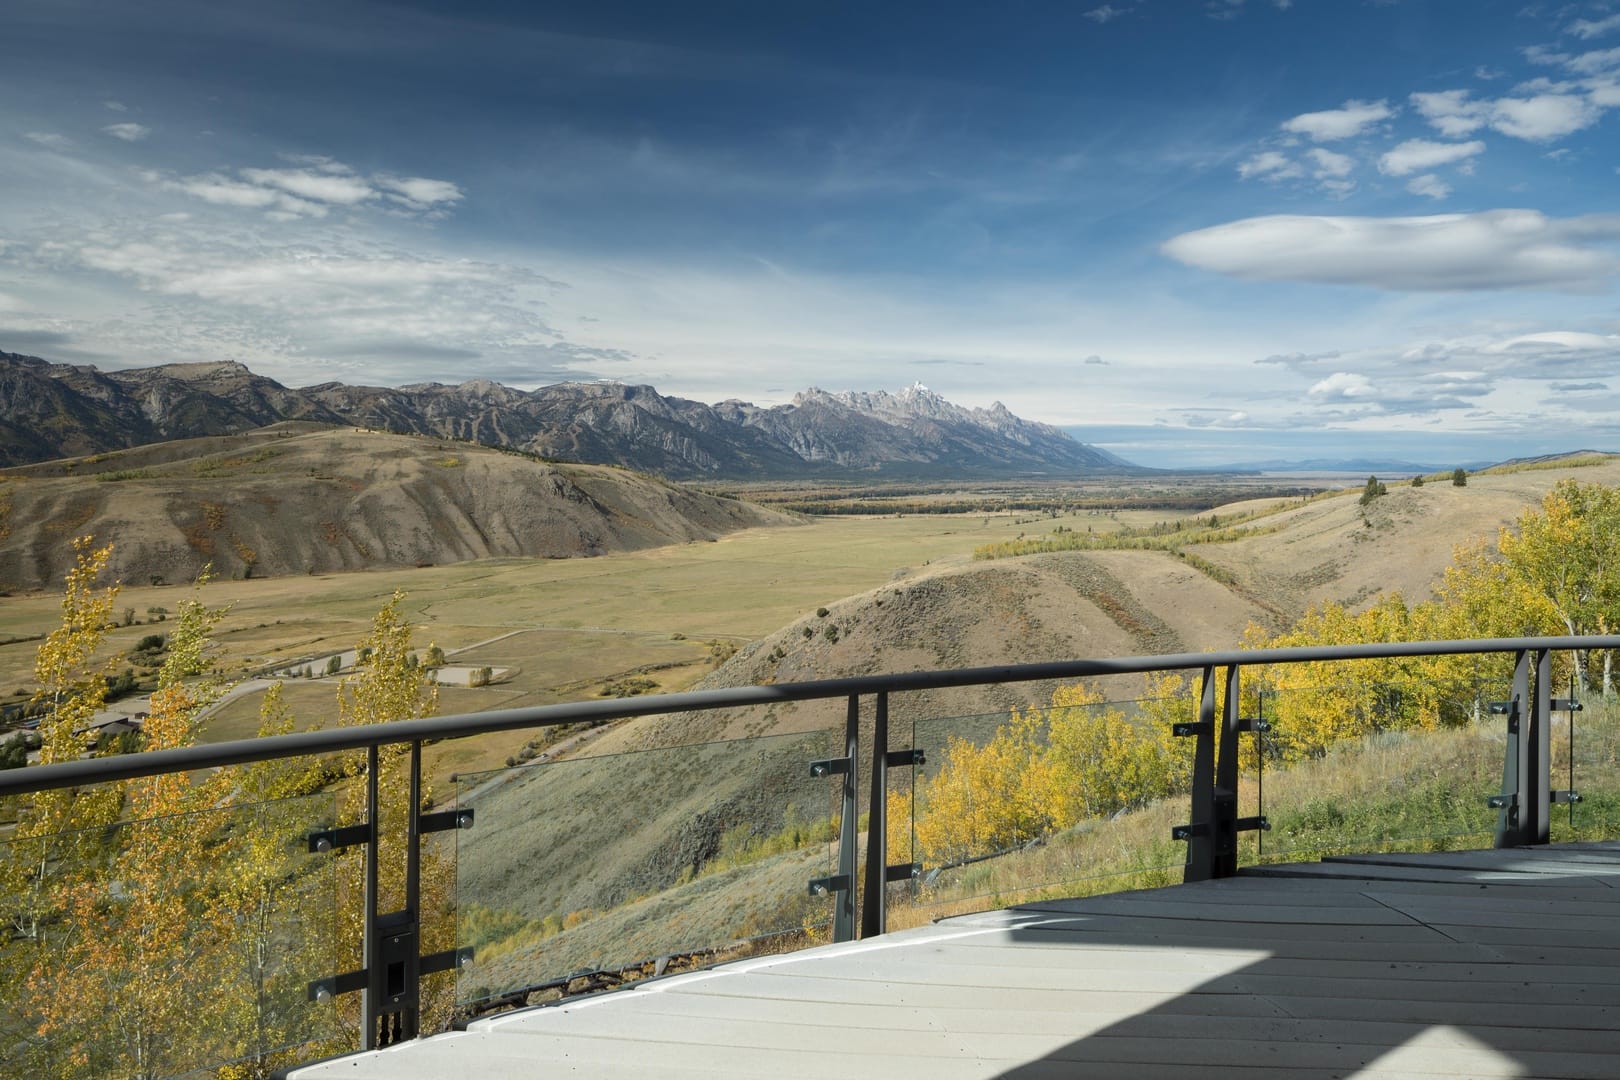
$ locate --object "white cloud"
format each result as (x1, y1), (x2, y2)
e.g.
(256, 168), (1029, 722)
(240, 167), (376, 205)
(1081, 5), (1131, 23)
(1307, 148), (1354, 177)
(162, 173), (321, 216)
(1410, 90), (1491, 136)
(1487, 331), (1620, 352)
(151, 160), (463, 221)
(102, 123), (150, 142)
(29, 219), (568, 387)
(24, 132), (74, 150)
(1413, 86), (1609, 142)
(1406, 174), (1452, 199)
(1589, 77), (1620, 106)
(1308, 372), (1375, 401)
(1564, 46), (1620, 74)
(1236, 150), (1302, 180)
(1279, 99), (1394, 141)
(1378, 138), (1485, 176)
(1162, 209), (1620, 291)
(102, 100), (127, 112)
(1568, 13), (1620, 39)
(1490, 93), (1604, 139)
(376, 175), (465, 208)
(1525, 41), (1620, 77)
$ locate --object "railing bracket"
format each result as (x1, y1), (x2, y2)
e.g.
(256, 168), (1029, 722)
(808, 874), (851, 897)
(808, 757), (851, 778)
(1235, 717), (1271, 733)
(1552, 790), (1582, 805)
(1552, 698), (1583, 713)
(885, 748), (925, 768)
(1486, 793), (1517, 809)
(308, 969), (366, 1003)
(419, 808), (475, 833)
(1173, 722), (1212, 738)
(1235, 815), (1271, 833)
(884, 862), (922, 884)
(1171, 823), (1208, 841)
(421, 946), (475, 975)
(307, 823), (370, 853)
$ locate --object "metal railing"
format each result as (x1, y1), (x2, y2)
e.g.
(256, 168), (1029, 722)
(2, 634), (1617, 1067)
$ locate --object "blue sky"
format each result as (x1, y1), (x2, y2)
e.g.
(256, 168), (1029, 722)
(2, 1), (1618, 467)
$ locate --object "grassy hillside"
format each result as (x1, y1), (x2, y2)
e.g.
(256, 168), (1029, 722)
(0, 423), (792, 591)
(450, 692), (1620, 1011)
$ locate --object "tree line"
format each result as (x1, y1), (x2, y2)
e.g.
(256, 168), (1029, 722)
(0, 539), (450, 1078)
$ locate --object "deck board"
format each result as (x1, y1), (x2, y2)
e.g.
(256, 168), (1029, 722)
(285, 844), (1620, 1079)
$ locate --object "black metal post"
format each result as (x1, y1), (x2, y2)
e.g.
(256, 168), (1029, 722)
(1184, 666), (1218, 882)
(834, 695), (859, 942)
(1527, 649), (1551, 845)
(402, 740), (423, 1040)
(361, 745), (381, 1050)
(1495, 650), (1531, 847)
(861, 693), (889, 939)
(1212, 664), (1241, 878)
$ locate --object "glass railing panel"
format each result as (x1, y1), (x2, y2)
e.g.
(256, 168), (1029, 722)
(1559, 681), (1620, 842)
(1254, 674), (1505, 861)
(452, 724), (838, 1010)
(0, 790), (340, 1079)
(895, 688), (1193, 925)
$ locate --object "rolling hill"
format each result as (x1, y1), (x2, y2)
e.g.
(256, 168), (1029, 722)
(0, 423), (792, 592)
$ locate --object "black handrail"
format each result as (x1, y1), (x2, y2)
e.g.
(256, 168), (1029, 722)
(4, 635), (1616, 798)
(7, 633), (1618, 1058)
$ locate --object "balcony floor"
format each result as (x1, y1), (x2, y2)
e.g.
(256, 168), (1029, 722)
(288, 843), (1620, 1079)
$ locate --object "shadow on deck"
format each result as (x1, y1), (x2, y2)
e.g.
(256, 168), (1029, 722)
(286, 842), (1620, 1079)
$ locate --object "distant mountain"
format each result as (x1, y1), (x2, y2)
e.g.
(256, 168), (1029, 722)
(0, 351), (1136, 478)
(1198, 458), (1451, 474)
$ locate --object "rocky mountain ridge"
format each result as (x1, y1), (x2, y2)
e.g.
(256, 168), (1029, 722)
(1, 351), (1136, 478)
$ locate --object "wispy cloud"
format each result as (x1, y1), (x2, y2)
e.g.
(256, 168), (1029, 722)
(1406, 174), (1452, 199)
(1081, 5), (1133, 24)
(102, 122), (150, 142)
(150, 159), (462, 221)
(1163, 210), (1620, 291)
(1205, 0), (1294, 20)
(1378, 138), (1485, 176)
(1412, 86), (1607, 141)
(1280, 99), (1394, 140)
(1567, 12), (1620, 39)
(1236, 150), (1303, 180)
(239, 167), (377, 205)
(1491, 92), (1604, 139)
(24, 132), (74, 150)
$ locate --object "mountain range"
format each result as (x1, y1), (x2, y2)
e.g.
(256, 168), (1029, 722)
(0, 351), (1135, 479)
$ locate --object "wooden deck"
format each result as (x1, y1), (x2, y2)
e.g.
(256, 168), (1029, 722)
(287, 844), (1620, 1079)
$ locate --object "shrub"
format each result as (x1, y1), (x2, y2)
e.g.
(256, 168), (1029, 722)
(1452, 468), (1467, 486)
